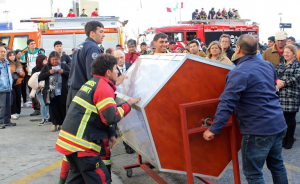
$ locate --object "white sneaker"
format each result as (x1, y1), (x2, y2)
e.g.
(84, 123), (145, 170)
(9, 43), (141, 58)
(24, 102), (31, 107)
(21, 102), (24, 108)
(16, 114), (20, 118)
(11, 114), (19, 120)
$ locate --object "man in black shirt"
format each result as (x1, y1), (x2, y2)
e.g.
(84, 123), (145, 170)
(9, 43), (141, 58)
(54, 41), (72, 67)
(208, 8), (216, 19)
(54, 8), (63, 18)
(192, 9), (199, 20)
(220, 34), (235, 60)
(80, 9), (88, 17)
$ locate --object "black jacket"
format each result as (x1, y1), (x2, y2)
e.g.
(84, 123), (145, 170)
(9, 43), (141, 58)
(117, 62), (132, 77)
(258, 43), (267, 54)
(68, 37), (102, 90)
(225, 47), (235, 60)
(38, 63), (70, 105)
(31, 66), (42, 76)
(60, 54), (72, 68)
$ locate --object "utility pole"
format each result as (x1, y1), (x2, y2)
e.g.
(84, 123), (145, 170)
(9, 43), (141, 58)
(278, 13), (283, 31)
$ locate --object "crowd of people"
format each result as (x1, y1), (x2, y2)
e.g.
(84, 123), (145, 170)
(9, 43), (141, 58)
(192, 7), (241, 20)
(1, 17), (300, 183)
(54, 8), (100, 18)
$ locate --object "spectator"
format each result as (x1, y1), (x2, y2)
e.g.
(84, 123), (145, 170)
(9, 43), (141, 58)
(150, 41), (156, 54)
(80, 9), (87, 17)
(206, 41), (232, 65)
(221, 8), (228, 19)
(7, 51), (25, 120)
(116, 44), (123, 51)
(189, 40), (206, 57)
(275, 44), (300, 149)
(220, 34), (235, 60)
(29, 54), (49, 125)
(201, 44), (207, 54)
(192, 9), (199, 20)
(40, 48), (45, 53)
(173, 45), (184, 53)
(140, 42), (150, 55)
(287, 36), (299, 49)
(113, 50), (132, 76)
(199, 8), (207, 20)
(69, 48), (75, 59)
(216, 9), (223, 19)
(125, 39), (141, 63)
(253, 33), (267, 54)
(183, 48), (190, 53)
(54, 8), (63, 18)
(15, 49), (28, 108)
(20, 39), (45, 116)
(0, 46), (15, 129)
(54, 41), (72, 67)
(228, 8), (234, 19)
(262, 31), (287, 67)
(67, 9), (76, 17)
(208, 8), (215, 19)
(268, 36), (275, 48)
(105, 48), (115, 55)
(153, 33), (169, 54)
(91, 8), (99, 17)
(203, 34), (288, 184)
(38, 51), (70, 132)
(168, 41), (176, 52)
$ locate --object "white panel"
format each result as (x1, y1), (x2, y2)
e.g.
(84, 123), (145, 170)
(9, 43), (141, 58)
(102, 33), (119, 50)
(75, 34), (87, 46)
(41, 34), (75, 56)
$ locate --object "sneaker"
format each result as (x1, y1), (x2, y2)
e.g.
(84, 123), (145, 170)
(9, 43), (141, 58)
(38, 119), (48, 126)
(0, 124), (5, 129)
(11, 114), (19, 120)
(5, 122), (17, 126)
(24, 102), (31, 107)
(30, 110), (41, 116)
(21, 102), (24, 108)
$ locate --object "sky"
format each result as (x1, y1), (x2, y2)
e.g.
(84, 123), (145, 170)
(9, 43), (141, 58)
(0, 0), (299, 43)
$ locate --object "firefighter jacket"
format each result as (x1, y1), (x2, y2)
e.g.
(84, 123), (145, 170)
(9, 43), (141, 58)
(55, 75), (131, 156)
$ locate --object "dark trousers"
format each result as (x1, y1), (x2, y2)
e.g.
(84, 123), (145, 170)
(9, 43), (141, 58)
(28, 85), (40, 110)
(11, 84), (22, 114)
(21, 76), (28, 103)
(283, 112), (296, 147)
(0, 92), (11, 124)
(66, 89), (79, 112)
(66, 153), (111, 184)
(49, 95), (66, 126)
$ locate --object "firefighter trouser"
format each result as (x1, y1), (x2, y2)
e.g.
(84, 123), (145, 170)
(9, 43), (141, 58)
(65, 153), (110, 184)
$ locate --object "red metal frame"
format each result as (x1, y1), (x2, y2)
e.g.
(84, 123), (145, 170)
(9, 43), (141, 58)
(123, 154), (168, 184)
(179, 98), (241, 184)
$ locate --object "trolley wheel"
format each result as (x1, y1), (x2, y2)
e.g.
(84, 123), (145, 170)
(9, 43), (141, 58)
(126, 169), (133, 177)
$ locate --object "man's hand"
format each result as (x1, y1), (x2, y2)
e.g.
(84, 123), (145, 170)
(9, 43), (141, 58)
(203, 129), (215, 141)
(116, 74), (128, 86)
(49, 69), (55, 74)
(58, 69), (63, 74)
(277, 79), (285, 89)
(107, 136), (117, 150)
(26, 67), (29, 72)
(127, 97), (141, 106)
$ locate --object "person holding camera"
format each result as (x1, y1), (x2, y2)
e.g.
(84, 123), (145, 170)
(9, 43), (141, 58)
(38, 51), (70, 132)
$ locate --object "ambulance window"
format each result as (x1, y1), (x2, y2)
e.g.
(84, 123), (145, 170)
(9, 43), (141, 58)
(0, 36), (10, 47)
(13, 36), (28, 50)
(187, 32), (197, 41)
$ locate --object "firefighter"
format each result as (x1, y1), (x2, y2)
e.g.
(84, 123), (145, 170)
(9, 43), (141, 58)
(199, 8), (207, 20)
(55, 54), (140, 184)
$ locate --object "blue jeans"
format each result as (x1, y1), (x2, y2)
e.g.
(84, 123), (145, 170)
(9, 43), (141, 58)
(36, 92), (49, 119)
(242, 131), (288, 184)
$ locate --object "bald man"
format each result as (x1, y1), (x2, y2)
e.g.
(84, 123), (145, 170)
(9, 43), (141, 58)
(203, 34), (288, 184)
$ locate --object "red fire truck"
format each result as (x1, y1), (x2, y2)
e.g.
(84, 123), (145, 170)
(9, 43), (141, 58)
(144, 19), (259, 47)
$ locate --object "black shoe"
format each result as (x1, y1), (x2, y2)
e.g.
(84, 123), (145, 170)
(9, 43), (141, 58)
(58, 177), (66, 184)
(285, 142), (294, 149)
(125, 147), (135, 154)
(30, 110), (41, 116)
(0, 124), (5, 129)
(5, 122), (17, 126)
(38, 119), (48, 126)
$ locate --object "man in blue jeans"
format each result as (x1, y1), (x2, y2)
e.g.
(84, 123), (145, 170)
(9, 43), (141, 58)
(203, 34), (288, 184)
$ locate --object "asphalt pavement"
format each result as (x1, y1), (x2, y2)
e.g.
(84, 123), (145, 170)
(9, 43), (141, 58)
(1, 107), (300, 184)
